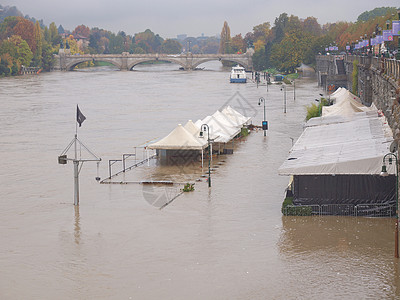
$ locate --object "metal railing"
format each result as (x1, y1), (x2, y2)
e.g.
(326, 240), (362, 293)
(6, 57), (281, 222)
(283, 203), (395, 217)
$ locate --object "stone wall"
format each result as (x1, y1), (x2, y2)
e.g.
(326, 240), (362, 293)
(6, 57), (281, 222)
(316, 55), (400, 139)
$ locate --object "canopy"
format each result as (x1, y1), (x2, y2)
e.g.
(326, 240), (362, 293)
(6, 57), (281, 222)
(221, 105), (251, 126)
(183, 120), (208, 147)
(148, 124), (208, 150)
(279, 89), (394, 176)
(322, 89), (376, 118)
(195, 115), (240, 143)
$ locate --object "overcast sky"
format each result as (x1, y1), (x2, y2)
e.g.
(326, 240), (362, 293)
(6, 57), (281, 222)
(3, 0), (400, 38)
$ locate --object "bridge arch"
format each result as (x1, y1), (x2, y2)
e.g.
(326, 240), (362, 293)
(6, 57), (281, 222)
(65, 57), (122, 71)
(127, 58), (186, 70)
(192, 58), (249, 70)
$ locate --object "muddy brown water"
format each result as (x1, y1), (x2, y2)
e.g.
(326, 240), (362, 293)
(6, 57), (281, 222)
(0, 62), (399, 299)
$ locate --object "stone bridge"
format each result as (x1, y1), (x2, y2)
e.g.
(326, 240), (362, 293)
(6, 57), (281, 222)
(53, 50), (253, 71)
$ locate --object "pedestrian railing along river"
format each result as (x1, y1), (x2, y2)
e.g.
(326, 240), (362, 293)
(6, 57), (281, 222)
(283, 203), (395, 217)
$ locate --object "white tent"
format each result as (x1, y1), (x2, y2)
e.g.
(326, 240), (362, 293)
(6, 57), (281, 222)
(279, 110), (394, 176)
(221, 105), (251, 126)
(183, 120), (208, 147)
(148, 124), (207, 150)
(196, 115), (240, 143)
(322, 89), (376, 118)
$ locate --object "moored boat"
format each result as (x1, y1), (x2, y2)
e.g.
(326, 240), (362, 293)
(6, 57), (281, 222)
(230, 65), (247, 83)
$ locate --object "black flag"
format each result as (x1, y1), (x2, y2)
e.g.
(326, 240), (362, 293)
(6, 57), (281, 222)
(76, 105), (86, 127)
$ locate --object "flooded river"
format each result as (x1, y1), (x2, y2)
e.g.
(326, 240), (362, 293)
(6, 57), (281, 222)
(0, 62), (399, 299)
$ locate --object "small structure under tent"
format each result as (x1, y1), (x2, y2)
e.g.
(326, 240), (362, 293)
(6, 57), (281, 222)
(148, 106), (251, 165)
(148, 124), (208, 165)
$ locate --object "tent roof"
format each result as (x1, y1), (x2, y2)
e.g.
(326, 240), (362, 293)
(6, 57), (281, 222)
(322, 89), (375, 118)
(279, 89), (394, 176)
(221, 105), (251, 126)
(196, 115), (240, 143)
(183, 120), (208, 147)
(148, 124), (208, 150)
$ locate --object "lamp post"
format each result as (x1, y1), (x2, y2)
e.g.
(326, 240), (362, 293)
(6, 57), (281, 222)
(258, 97), (267, 136)
(380, 152), (399, 258)
(293, 75), (296, 101)
(281, 84), (287, 113)
(200, 124), (211, 187)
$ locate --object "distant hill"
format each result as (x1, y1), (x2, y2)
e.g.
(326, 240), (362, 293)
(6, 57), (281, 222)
(357, 7), (397, 22)
(0, 4), (23, 22)
(0, 4), (44, 27)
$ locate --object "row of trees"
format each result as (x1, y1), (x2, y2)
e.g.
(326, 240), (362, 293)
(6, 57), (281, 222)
(219, 7), (398, 72)
(0, 6), (397, 76)
(0, 16), (59, 76)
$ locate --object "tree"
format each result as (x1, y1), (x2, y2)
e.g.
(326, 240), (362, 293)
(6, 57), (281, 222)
(0, 16), (18, 40)
(32, 21), (42, 67)
(13, 17), (36, 53)
(273, 13), (289, 43)
(73, 25), (90, 38)
(252, 46), (267, 71)
(357, 7), (397, 23)
(49, 22), (61, 46)
(41, 42), (54, 71)
(231, 34), (246, 53)
(160, 39), (182, 54)
(219, 21), (232, 54)
(303, 17), (322, 36)
(64, 35), (81, 55)
(108, 33), (124, 54)
(0, 35), (33, 67)
(252, 22), (271, 44)
(270, 28), (312, 73)
(134, 29), (163, 53)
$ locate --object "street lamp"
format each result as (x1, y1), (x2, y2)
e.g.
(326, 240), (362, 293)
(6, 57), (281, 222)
(380, 152), (399, 258)
(280, 84), (287, 113)
(258, 97), (267, 136)
(200, 124), (211, 187)
(293, 77), (296, 101)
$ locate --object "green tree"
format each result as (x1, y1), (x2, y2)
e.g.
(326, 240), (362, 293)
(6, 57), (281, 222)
(270, 28), (312, 73)
(108, 33), (125, 53)
(252, 22), (271, 44)
(0, 16), (18, 40)
(160, 39), (182, 54)
(357, 7), (397, 22)
(41, 42), (55, 71)
(134, 29), (163, 53)
(0, 35), (33, 67)
(32, 21), (42, 67)
(273, 13), (289, 43)
(49, 22), (61, 46)
(252, 46), (267, 71)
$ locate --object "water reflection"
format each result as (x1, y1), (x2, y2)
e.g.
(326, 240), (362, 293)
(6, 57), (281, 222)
(74, 206), (81, 245)
(279, 216), (400, 298)
(279, 216), (394, 256)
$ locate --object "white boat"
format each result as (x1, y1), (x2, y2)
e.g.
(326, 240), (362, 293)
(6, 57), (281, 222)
(230, 65), (247, 83)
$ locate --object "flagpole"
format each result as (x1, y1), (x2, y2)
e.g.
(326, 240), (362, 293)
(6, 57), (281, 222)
(74, 105), (79, 205)
(59, 105), (97, 206)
